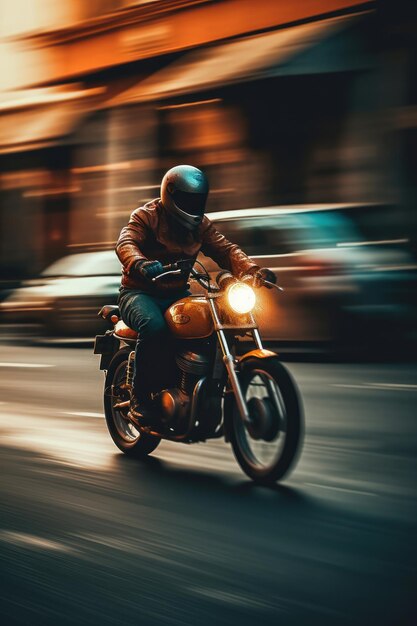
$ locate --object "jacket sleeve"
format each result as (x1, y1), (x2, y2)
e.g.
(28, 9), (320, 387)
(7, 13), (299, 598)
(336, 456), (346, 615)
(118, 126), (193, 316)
(200, 218), (259, 278)
(115, 209), (149, 276)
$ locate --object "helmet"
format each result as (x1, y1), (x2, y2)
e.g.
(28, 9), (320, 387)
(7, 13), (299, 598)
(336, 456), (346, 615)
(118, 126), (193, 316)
(161, 165), (209, 230)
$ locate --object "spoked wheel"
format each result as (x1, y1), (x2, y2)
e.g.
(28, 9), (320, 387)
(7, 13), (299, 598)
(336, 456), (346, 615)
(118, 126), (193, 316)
(228, 357), (303, 484)
(104, 349), (161, 458)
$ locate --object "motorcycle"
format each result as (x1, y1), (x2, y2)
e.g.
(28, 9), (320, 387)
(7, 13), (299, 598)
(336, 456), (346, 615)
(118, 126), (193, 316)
(94, 260), (303, 484)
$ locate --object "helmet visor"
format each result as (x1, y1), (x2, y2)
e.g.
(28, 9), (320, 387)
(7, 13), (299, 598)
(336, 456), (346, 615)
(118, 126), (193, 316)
(172, 189), (207, 216)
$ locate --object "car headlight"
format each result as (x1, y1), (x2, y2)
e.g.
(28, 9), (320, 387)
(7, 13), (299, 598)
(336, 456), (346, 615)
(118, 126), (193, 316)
(227, 282), (256, 314)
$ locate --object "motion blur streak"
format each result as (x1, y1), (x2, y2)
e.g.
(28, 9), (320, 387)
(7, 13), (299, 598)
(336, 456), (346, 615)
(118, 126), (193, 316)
(0, 531), (77, 553)
(0, 0), (416, 351)
(1, 343), (416, 625)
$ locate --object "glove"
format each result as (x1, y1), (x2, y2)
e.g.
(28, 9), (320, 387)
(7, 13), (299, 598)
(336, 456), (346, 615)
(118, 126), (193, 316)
(135, 260), (164, 281)
(243, 268), (277, 289)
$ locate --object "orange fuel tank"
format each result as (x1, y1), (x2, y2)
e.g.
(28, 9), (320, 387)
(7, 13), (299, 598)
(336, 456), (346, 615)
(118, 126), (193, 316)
(165, 296), (214, 339)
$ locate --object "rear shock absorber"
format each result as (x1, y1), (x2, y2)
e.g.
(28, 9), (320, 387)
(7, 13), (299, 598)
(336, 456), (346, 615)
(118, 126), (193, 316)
(126, 351), (135, 390)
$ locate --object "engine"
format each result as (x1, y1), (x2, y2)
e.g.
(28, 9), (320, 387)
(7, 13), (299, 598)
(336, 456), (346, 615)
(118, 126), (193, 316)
(176, 350), (210, 394)
(156, 350), (209, 426)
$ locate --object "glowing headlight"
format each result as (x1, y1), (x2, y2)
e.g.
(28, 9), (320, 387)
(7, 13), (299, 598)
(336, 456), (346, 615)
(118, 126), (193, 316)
(227, 282), (256, 314)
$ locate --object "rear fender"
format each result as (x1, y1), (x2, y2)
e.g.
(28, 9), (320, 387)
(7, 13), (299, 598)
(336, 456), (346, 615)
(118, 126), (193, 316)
(94, 332), (120, 370)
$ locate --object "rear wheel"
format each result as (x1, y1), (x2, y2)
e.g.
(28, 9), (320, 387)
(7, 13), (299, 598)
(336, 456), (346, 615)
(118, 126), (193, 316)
(227, 357), (303, 484)
(104, 348), (161, 458)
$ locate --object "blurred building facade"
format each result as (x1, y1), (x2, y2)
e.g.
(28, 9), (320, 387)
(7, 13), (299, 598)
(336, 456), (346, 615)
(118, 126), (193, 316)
(1, 0), (416, 280)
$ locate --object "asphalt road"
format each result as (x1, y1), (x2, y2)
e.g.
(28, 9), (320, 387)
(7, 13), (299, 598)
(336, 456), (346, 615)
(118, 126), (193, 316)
(0, 343), (416, 626)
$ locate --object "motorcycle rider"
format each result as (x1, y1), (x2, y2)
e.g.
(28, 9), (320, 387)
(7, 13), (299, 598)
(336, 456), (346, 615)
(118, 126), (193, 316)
(116, 164), (276, 425)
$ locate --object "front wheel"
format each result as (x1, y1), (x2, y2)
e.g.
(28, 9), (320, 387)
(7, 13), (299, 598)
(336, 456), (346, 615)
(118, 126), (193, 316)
(104, 348), (161, 458)
(227, 357), (303, 484)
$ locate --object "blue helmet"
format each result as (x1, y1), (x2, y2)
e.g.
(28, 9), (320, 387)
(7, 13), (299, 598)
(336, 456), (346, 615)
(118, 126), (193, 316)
(161, 165), (209, 230)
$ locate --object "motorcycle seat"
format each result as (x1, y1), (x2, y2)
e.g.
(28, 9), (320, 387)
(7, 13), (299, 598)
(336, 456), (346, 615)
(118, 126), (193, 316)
(114, 320), (138, 341)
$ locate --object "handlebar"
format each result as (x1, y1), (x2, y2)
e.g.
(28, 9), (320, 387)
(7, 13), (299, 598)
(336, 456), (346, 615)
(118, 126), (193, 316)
(150, 259), (284, 292)
(151, 260), (194, 282)
(262, 279), (284, 292)
(152, 269), (182, 282)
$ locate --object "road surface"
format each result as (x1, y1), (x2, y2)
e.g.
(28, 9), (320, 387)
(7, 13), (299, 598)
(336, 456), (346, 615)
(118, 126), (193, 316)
(1, 343), (416, 625)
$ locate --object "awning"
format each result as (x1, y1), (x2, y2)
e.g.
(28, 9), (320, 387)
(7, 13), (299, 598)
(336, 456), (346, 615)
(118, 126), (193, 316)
(0, 86), (105, 154)
(108, 12), (372, 107)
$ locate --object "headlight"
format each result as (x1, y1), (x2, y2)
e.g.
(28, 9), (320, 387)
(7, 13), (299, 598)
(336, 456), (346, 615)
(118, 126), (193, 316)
(227, 282), (256, 314)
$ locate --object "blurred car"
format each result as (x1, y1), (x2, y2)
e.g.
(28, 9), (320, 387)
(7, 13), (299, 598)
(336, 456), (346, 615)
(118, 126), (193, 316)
(0, 278), (22, 304)
(0, 250), (121, 336)
(2, 205), (415, 346)
(198, 204), (417, 346)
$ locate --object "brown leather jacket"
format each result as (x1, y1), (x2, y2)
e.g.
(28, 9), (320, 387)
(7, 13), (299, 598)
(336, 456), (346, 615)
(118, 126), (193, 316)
(116, 199), (259, 295)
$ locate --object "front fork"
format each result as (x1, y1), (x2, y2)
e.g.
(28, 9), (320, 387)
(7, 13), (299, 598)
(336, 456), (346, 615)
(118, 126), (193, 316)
(208, 299), (263, 428)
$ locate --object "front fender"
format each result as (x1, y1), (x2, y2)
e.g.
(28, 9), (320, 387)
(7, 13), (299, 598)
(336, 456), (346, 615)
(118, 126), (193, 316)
(223, 348), (278, 441)
(239, 348), (277, 364)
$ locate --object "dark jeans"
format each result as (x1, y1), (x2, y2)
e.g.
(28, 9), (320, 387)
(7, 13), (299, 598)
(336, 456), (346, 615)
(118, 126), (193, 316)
(118, 289), (187, 403)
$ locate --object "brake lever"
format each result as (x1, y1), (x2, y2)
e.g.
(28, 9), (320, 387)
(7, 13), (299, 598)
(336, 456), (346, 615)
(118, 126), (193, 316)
(152, 269), (183, 282)
(263, 280), (284, 292)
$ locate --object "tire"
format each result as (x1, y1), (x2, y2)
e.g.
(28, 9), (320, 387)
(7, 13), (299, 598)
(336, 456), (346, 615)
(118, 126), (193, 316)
(227, 357), (303, 484)
(104, 348), (161, 458)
